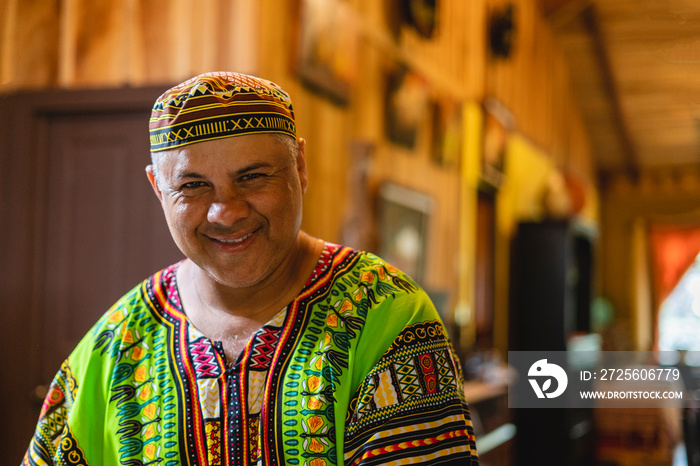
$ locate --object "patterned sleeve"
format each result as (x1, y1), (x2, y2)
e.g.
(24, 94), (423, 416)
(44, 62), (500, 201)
(343, 320), (478, 465)
(22, 359), (78, 466)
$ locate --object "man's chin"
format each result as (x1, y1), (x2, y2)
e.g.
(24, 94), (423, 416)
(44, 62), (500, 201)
(198, 262), (271, 290)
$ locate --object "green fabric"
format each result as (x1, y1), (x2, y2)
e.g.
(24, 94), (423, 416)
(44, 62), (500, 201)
(23, 244), (477, 465)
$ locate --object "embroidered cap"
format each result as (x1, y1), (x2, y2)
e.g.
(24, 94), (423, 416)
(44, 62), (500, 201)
(149, 71), (296, 152)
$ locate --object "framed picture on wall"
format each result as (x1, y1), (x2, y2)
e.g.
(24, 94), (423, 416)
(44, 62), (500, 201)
(377, 183), (433, 285)
(295, 0), (359, 105)
(431, 97), (462, 168)
(482, 97), (514, 188)
(385, 67), (430, 149)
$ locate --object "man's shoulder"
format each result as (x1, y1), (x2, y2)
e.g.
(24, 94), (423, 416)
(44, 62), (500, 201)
(320, 244), (428, 316)
(67, 262), (181, 363)
(331, 244), (421, 292)
(92, 262), (181, 332)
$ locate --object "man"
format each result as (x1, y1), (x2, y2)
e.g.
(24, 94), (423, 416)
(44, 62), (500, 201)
(23, 71), (478, 465)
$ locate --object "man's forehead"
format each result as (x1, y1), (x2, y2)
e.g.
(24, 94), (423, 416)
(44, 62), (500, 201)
(156, 135), (288, 172)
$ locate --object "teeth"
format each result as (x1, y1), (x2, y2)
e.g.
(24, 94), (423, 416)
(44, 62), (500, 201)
(219, 232), (253, 243)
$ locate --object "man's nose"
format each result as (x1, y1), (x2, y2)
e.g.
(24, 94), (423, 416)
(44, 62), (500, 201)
(207, 194), (250, 226)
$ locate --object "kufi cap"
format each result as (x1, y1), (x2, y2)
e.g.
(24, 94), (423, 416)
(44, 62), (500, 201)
(149, 71), (296, 152)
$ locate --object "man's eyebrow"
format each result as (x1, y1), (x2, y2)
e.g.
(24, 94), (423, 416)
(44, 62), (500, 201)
(174, 170), (206, 181)
(235, 162), (274, 174)
(171, 161), (276, 181)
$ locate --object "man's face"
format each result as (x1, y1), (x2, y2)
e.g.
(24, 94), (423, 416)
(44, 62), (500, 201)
(147, 134), (307, 289)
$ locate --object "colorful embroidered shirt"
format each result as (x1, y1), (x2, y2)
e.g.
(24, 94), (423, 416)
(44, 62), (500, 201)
(23, 243), (478, 465)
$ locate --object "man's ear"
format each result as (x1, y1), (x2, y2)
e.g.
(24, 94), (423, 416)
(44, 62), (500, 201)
(145, 165), (164, 202)
(296, 138), (308, 194)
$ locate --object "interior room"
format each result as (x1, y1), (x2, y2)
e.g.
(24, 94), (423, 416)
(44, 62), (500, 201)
(2, 0), (700, 464)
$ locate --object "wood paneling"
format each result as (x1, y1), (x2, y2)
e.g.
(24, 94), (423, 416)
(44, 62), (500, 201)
(0, 0), (595, 179)
(486, 0), (594, 182)
(1, 0), (60, 87)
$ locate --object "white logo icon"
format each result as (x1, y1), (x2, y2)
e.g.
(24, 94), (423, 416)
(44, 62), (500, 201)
(528, 359), (568, 399)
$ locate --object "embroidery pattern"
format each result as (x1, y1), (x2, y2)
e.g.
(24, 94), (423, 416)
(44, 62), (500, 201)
(23, 361), (79, 466)
(279, 250), (421, 466)
(101, 274), (182, 466)
(344, 321), (476, 465)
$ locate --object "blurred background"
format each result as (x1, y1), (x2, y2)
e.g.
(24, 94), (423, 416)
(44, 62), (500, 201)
(2, 0), (700, 464)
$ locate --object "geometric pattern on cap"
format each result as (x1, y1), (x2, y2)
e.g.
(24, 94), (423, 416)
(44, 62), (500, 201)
(149, 71), (296, 152)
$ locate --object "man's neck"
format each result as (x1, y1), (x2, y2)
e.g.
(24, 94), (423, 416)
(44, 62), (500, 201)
(177, 232), (323, 334)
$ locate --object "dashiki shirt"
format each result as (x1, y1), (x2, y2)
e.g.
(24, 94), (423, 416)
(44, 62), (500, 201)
(24, 243), (478, 465)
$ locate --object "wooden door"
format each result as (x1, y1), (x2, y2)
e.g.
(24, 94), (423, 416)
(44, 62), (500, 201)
(475, 190), (496, 351)
(0, 88), (183, 460)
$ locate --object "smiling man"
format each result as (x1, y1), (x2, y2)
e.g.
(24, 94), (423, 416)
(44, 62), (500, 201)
(23, 72), (478, 465)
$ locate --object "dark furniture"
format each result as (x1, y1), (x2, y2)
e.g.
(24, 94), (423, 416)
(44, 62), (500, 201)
(509, 220), (596, 466)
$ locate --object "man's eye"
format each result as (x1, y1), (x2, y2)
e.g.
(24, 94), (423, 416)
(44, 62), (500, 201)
(180, 181), (207, 189)
(240, 173), (266, 182)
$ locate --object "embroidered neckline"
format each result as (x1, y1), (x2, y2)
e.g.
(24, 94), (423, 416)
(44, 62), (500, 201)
(165, 242), (336, 319)
(155, 243), (338, 368)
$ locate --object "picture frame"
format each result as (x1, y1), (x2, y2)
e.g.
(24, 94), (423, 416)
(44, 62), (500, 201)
(399, 0), (439, 39)
(295, 0), (359, 105)
(481, 97), (514, 188)
(385, 67), (429, 149)
(377, 182), (433, 285)
(431, 97), (463, 168)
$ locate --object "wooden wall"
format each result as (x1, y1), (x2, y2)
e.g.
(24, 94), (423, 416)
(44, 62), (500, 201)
(1, 0), (596, 354)
(486, 0), (593, 181)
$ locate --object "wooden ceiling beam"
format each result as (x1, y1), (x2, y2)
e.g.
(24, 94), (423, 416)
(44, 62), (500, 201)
(581, 4), (639, 179)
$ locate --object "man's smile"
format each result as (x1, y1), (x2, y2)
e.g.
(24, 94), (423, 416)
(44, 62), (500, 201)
(213, 231), (255, 244)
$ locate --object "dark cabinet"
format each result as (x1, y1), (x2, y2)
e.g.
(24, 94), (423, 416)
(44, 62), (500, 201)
(509, 220), (594, 351)
(508, 220), (596, 466)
